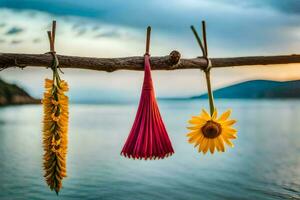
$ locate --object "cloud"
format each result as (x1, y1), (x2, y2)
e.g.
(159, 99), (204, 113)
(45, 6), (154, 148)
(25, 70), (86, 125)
(174, 0), (300, 15)
(3, 0), (298, 57)
(11, 39), (22, 44)
(5, 27), (24, 35)
(0, 8), (143, 53)
(229, 0), (300, 15)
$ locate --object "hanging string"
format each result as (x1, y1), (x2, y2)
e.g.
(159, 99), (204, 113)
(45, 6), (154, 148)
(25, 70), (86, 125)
(145, 26), (151, 56)
(191, 21), (215, 116)
(46, 20), (58, 77)
(45, 20), (64, 74)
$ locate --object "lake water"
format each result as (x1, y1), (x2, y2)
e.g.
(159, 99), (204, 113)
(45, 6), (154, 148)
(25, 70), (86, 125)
(0, 100), (300, 200)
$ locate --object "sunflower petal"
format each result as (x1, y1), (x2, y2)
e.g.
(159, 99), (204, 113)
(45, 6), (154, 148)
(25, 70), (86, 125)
(223, 128), (237, 134)
(198, 144), (202, 152)
(209, 139), (215, 154)
(212, 109), (218, 120)
(202, 138), (209, 154)
(187, 126), (201, 131)
(214, 138), (221, 152)
(194, 134), (204, 148)
(222, 120), (237, 126)
(222, 135), (234, 147)
(200, 138), (208, 152)
(224, 132), (237, 139)
(188, 117), (206, 125)
(217, 136), (225, 152)
(188, 134), (201, 144)
(201, 109), (211, 120)
(218, 109), (232, 122)
(186, 131), (198, 137)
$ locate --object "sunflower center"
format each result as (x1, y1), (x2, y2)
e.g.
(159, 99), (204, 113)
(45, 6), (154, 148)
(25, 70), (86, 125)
(201, 120), (222, 138)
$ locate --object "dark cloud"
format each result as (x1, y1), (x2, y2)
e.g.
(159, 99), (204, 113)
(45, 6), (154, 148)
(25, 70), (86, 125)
(76, 28), (87, 36)
(1, 0), (299, 32)
(32, 38), (41, 43)
(94, 31), (121, 38)
(5, 27), (24, 35)
(227, 0), (300, 14)
(11, 40), (22, 44)
(92, 25), (100, 31)
(1, 0), (300, 56)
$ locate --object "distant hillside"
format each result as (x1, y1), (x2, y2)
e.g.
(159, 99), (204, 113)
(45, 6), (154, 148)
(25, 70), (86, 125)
(192, 80), (300, 99)
(0, 79), (39, 105)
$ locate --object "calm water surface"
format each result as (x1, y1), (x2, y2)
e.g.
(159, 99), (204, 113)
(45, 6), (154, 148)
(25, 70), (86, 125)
(0, 100), (300, 200)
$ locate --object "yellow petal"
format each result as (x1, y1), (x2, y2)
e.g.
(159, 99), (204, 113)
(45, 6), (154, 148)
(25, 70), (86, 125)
(222, 135), (234, 147)
(222, 120), (237, 126)
(186, 131), (198, 137)
(187, 126), (201, 131)
(188, 133), (201, 144)
(224, 132), (237, 139)
(212, 109), (218, 120)
(202, 138), (209, 154)
(218, 109), (231, 122)
(214, 137), (221, 152)
(223, 128), (237, 135)
(201, 109), (211, 120)
(217, 136), (225, 152)
(209, 139), (215, 154)
(194, 134), (204, 148)
(188, 117), (206, 125)
(44, 79), (53, 88)
(198, 144), (202, 152)
(200, 138), (208, 152)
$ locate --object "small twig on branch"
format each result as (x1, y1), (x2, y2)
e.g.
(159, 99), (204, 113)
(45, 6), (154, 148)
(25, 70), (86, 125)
(0, 51), (300, 72)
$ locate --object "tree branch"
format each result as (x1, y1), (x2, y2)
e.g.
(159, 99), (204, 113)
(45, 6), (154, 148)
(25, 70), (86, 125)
(0, 51), (300, 72)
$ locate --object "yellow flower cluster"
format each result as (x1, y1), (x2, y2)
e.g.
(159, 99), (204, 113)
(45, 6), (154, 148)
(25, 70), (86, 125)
(42, 78), (69, 194)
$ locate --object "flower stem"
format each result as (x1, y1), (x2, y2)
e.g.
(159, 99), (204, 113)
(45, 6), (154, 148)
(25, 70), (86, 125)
(204, 70), (215, 116)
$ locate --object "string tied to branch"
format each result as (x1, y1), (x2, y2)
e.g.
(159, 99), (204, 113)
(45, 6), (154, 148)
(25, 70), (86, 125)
(191, 21), (214, 115)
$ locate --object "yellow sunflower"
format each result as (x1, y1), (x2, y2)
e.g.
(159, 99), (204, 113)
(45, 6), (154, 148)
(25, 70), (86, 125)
(187, 109), (237, 154)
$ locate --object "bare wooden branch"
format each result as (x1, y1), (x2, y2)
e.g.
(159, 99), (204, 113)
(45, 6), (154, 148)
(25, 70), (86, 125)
(0, 51), (300, 72)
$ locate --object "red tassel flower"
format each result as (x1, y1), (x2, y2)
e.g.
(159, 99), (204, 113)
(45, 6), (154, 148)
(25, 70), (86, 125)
(121, 54), (174, 160)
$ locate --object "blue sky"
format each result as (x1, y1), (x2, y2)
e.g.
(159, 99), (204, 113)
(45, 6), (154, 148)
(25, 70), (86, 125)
(0, 0), (300, 102)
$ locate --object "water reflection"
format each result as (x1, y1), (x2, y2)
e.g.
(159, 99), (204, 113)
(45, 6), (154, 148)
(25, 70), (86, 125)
(0, 100), (299, 199)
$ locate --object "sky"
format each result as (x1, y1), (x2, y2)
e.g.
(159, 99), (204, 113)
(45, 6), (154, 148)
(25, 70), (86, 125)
(0, 0), (300, 102)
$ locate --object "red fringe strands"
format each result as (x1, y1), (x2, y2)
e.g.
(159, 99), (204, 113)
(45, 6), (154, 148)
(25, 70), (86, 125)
(121, 54), (174, 160)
